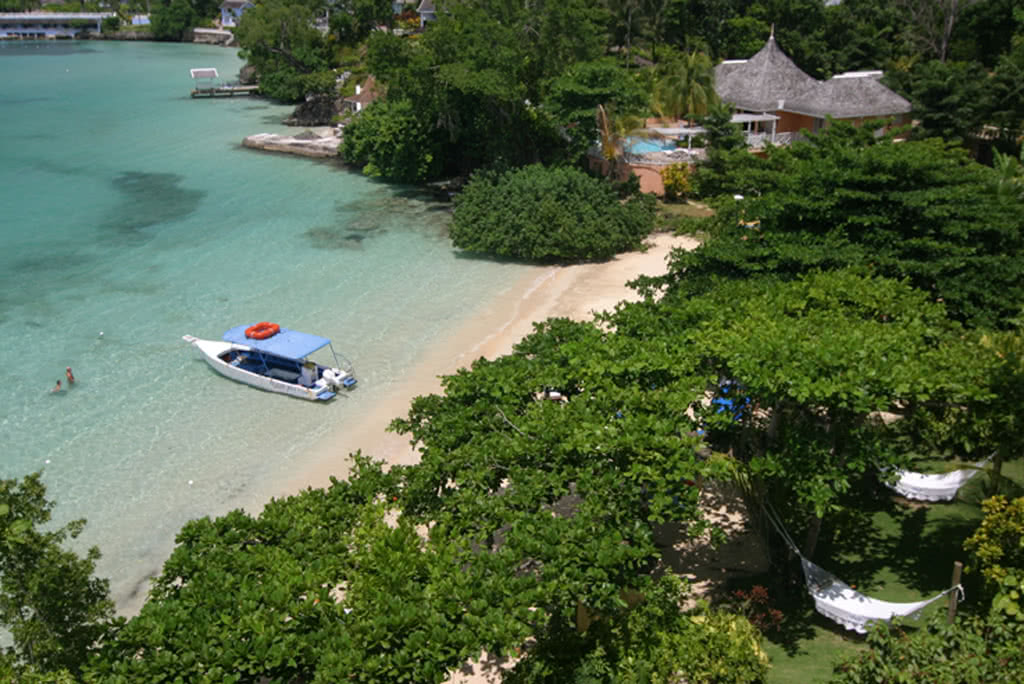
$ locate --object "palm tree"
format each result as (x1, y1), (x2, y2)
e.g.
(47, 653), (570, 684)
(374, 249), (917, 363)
(652, 51), (718, 123)
(605, 0), (647, 69)
(595, 104), (647, 178)
(993, 147), (1024, 202)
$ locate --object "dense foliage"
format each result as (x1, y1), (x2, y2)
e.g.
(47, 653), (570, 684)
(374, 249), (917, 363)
(449, 165), (655, 263)
(149, 0), (198, 42)
(684, 124), (1024, 329)
(8, 3), (1024, 679)
(831, 612), (1024, 683)
(506, 578), (769, 683)
(340, 97), (443, 183)
(0, 474), (117, 677)
(234, 2), (333, 102)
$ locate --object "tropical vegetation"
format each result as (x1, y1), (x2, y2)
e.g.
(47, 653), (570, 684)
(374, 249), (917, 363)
(449, 165), (655, 262)
(3, 1), (1024, 682)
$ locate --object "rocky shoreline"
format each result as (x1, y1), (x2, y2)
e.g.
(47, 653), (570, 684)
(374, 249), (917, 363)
(241, 129), (341, 158)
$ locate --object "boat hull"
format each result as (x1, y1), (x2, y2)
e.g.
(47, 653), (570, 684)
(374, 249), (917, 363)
(183, 335), (348, 401)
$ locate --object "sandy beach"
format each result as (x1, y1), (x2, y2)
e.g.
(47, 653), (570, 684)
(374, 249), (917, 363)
(281, 232), (700, 494)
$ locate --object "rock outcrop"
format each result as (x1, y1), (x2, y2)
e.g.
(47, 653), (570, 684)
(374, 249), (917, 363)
(242, 130), (341, 158)
(192, 28), (235, 46)
(239, 64), (258, 86)
(284, 93), (344, 127)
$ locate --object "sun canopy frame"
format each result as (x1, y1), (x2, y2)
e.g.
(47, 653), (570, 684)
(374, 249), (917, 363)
(223, 324), (332, 360)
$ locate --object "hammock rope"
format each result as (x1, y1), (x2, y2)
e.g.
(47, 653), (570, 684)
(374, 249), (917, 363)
(763, 503), (963, 634)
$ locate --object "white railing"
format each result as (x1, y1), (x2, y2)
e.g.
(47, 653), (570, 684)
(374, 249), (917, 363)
(746, 131), (802, 148)
(623, 148), (707, 165)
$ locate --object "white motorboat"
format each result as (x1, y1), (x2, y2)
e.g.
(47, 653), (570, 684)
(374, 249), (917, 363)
(183, 322), (356, 401)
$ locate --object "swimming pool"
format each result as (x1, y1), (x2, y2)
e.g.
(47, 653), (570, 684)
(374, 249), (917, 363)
(627, 137), (677, 154)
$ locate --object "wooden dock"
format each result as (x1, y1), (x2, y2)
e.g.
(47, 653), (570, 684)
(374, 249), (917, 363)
(191, 85), (260, 98)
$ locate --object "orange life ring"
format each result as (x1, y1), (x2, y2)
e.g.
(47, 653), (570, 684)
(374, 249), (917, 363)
(245, 322), (280, 340)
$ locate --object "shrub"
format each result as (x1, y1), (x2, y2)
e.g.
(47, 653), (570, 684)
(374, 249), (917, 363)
(661, 163), (692, 202)
(729, 584), (784, 635)
(450, 164), (655, 263)
(831, 613), (1024, 683)
(101, 16), (119, 33)
(964, 495), (1024, 591)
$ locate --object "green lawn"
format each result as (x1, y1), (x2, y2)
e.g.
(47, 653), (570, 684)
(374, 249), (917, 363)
(751, 459), (1024, 683)
(656, 200), (714, 219)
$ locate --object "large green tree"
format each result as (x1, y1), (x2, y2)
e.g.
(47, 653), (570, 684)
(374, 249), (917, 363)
(613, 270), (982, 556)
(684, 124), (1024, 329)
(234, 0), (333, 102)
(348, 0), (608, 180)
(543, 58), (649, 163)
(0, 473), (116, 677)
(330, 0), (394, 45)
(149, 0), (198, 41)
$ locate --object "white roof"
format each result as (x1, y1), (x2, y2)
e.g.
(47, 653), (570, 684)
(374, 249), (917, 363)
(190, 68), (219, 80)
(649, 127), (707, 136)
(833, 70), (883, 79)
(731, 113), (780, 123)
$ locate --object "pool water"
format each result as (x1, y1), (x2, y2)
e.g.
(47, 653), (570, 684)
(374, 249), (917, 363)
(628, 137), (677, 154)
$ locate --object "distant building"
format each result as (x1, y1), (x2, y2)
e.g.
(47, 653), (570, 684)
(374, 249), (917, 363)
(714, 31), (911, 143)
(417, 0), (435, 28)
(219, 0), (254, 28)
(343, 76), (381, 113)
(0, 12), (113, 38)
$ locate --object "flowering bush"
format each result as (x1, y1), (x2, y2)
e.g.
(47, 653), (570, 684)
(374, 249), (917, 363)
(730, 584), (784, 635)
(661, 163), (692, 202)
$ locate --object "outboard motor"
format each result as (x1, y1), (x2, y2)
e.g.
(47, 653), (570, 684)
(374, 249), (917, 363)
(322, 368), (357, 390)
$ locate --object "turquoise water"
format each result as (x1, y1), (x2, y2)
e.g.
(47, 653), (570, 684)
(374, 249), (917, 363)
(628, 137), (676, 154)
(0, 40), (528, 611)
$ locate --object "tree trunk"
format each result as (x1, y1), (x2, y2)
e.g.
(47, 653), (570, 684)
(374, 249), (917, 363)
(803, 515), (822, 559)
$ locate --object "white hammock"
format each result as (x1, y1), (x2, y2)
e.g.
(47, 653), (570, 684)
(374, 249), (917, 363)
(765, 505), (963, 633)
(886, 453), (994, 502)
(800, 557), (960, 634)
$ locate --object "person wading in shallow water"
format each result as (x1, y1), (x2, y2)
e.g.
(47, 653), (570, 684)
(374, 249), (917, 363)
(52, 379), (62, 393)
(66, 367), (75, 385)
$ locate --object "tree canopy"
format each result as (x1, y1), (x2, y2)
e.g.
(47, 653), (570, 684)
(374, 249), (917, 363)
(683, 124), (1024, 329)
(0, 473), (117, 677)
(235, 1), (334, 102)
(449, 165), (656, 263)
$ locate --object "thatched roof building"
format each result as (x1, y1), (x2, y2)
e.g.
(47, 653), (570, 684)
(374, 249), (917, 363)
(784, 71), (911, 120)
(714, 32), (911, 134)
(714, 34), (818, 113)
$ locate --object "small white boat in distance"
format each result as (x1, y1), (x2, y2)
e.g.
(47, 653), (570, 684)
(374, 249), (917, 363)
(183, 323), (356, 401)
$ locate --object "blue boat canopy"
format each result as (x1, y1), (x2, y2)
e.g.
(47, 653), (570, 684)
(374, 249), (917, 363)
(223, 324), (332, 360)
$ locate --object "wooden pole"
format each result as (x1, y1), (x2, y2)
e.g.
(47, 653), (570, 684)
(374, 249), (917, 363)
(947, 560), (963, 624)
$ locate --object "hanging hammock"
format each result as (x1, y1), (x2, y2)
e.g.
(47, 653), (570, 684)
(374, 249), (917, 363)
(885, 453), (994, 502)
(764, 505), (963, 634)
